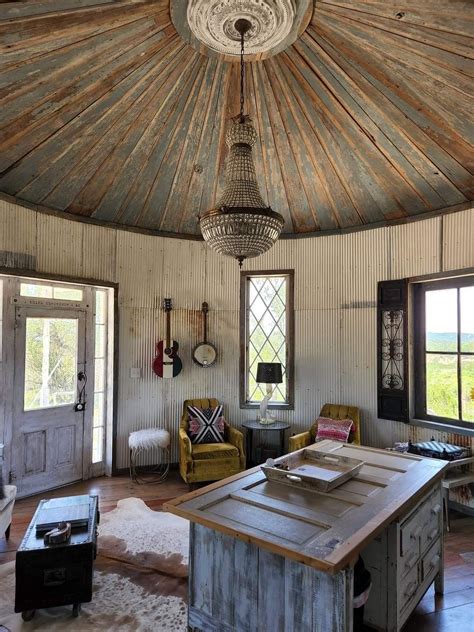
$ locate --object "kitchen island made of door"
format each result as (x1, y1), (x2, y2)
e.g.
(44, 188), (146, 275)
(164, 440), (447, 632)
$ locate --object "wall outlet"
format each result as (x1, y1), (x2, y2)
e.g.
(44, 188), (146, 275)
(130, 367), (141, 378)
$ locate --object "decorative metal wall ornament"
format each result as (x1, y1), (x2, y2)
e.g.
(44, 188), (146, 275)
(199, 18), (284, 267)
(377, 280), (409, 422)
(380, 309), (404, 390)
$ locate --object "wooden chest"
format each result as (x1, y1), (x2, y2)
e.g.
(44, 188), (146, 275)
(15, 494), (99, 619)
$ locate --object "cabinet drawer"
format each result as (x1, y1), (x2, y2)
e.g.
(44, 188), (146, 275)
(400, 510), (424, 557)
(400, 487), (442, 557)
(422, 538), (442, 583)
(399, 563), (419, 615)
(420, 491), (442, 554)
(400, 546), (419, 579)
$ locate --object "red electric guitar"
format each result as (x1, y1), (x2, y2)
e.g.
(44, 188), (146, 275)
(153, 298), (183, 378)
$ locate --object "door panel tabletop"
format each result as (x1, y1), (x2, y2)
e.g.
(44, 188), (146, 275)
(165, 441), (447, 573)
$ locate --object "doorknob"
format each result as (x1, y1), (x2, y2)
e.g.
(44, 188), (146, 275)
(74, 371), (87, 412)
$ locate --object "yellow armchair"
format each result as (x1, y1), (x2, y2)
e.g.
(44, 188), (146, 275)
(179, 398), (246, 484)
(288, 403), (361, 453)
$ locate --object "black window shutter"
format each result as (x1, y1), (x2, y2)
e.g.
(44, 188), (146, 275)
(377, 279), (409, 422)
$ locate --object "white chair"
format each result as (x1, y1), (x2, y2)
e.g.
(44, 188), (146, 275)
(0, 484), (17, 539)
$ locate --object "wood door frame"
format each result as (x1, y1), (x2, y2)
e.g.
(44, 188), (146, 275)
(12, 304), (88, 496)
(0, 271), (118, 489)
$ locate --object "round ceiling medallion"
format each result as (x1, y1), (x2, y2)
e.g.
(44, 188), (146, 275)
(171, 0), (313, 60)
(188, 0), (294, 56)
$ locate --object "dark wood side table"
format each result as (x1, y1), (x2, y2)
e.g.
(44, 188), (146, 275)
(242, 420), (290, 467)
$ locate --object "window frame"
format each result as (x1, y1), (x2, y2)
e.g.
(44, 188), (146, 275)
(239, 269), (294, 410)
(414, 275), (474, 430)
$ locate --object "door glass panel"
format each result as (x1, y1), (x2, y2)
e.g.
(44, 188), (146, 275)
(20, 283), (83, 301)
(92, 289), (108, 465)
(94, 358), (105, 392)
(95, 324), (106, 357)
(426, 353), (458, 419)
(24, 317), (78, 410)
(425, 288), (457, 352)
(53, 287), (83, 301)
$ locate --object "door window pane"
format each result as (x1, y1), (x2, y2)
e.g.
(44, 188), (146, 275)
(460, 286), (474, 352)
(95, 324), (106, 357)
(425, 289), (457, 352)
(24, 318), (78, 410)
(20, 283), (83, 301)
(21, 283), (53, 298)
(95, 290), (107, 325)
(426, 353), (458, 420)
(94, 358), (105, 392)
(53, 287), (83, 301)
(92, 289), (108, 465)
(92, 427), (104, 464)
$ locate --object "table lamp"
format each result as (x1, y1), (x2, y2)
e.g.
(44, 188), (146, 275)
(256, 362), (283, 425)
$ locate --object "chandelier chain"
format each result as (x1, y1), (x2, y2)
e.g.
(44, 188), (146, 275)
(240, 28), (245, 123)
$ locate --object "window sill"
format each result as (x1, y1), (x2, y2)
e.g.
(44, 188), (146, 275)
(410, 417), (474, 438)
(240, 403), (294, 411)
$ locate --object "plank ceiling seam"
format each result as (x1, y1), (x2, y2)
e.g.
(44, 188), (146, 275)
(0, 0), (471, 238)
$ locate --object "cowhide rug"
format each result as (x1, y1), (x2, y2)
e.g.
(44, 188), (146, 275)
(0, 498), (189, 631)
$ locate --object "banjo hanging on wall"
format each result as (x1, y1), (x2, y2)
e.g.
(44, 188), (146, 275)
(153, 298), (183, 378)
(192, 302), (217, 368)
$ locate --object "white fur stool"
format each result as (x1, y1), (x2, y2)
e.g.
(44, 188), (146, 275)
(128, 428), (170, 484)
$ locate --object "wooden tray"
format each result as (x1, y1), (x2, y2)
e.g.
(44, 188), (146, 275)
(260, 449), (364, 492)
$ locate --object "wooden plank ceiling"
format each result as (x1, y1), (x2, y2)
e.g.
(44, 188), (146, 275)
(0, 0), (472, 236)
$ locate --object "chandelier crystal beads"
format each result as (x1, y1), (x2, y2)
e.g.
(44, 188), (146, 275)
(199, 19), (284, 266)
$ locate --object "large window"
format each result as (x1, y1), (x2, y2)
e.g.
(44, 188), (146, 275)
(414, 276), (474, 429)
(240, 271), (294, 408)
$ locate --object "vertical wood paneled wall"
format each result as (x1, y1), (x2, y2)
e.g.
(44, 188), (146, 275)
(1, 201), (473, 505)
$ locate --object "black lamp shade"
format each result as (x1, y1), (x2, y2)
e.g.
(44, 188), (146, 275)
(256, 362), (282, 384)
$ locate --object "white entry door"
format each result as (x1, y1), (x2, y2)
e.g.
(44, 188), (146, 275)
(12, 307), (86, 497)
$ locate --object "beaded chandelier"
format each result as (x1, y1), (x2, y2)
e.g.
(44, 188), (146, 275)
(199, 19), (284, 267)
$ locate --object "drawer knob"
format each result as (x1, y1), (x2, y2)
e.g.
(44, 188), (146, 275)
(430, 554), (440, 568)
(404, 580), (418, 597)
(410, 526), (422, 540)
(405, 553), (418, 570)
(427, 528), (438, 541)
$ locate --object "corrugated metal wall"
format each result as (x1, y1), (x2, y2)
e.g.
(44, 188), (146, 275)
(1, 200), (473, 506)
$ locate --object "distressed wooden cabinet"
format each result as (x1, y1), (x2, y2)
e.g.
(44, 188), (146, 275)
(363, 484), (443, 631)
(165, 441), (447, 632)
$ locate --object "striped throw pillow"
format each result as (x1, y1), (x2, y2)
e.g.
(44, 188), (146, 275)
(187, 405), (225, 444)
(315, 417), (354, 443)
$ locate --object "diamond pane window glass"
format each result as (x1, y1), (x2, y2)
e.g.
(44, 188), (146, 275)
(242, 272), (293, 406)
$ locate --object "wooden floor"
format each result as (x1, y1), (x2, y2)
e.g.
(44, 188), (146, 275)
(2, 472), (473, 631)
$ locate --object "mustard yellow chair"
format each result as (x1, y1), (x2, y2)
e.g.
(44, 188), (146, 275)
(179, 398), (246, 484)
(288, 403), (361, 453)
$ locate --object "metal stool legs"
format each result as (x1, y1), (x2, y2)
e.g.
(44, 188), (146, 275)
(129, 446), (170, 484)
